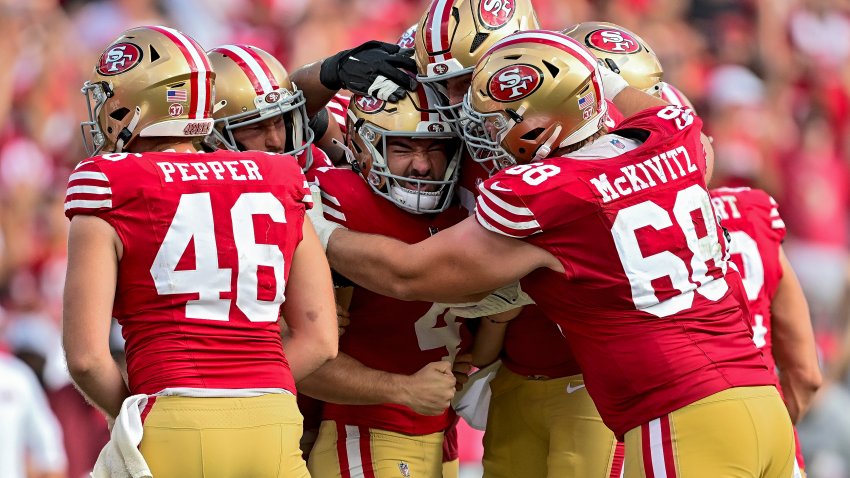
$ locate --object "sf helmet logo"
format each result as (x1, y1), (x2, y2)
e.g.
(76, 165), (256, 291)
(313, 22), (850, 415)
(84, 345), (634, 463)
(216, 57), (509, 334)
(264, 91), (281, 104)
(354, 95), (386, 113)
(97, 43), (143, 76)
(479, 0), (515, 29)
(488, 64), (542, 102)
(587, 29), (640, 54)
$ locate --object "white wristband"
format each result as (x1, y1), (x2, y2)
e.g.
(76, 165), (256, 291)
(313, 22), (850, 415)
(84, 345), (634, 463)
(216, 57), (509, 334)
(597, 61), (629, 101)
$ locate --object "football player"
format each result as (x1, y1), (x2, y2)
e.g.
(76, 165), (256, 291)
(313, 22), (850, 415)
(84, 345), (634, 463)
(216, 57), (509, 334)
(413, 5), (625, 477)
(309, 30), (795, 477)
(205, 44), (332, 173)
(299, 85), (469, 478)
(570, 24), (822, 474)
(63, 26), (338, 477)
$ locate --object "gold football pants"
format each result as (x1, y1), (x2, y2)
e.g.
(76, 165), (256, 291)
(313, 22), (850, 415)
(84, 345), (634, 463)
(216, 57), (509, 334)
(139, 393), (309, 478)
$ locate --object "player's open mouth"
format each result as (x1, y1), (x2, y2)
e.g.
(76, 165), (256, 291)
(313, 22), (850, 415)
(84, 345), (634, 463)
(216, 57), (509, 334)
(400, 180), (437, 192)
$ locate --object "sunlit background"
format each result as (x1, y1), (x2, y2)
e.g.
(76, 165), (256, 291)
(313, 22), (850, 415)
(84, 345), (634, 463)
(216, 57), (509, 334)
(1, 0), (850, 477)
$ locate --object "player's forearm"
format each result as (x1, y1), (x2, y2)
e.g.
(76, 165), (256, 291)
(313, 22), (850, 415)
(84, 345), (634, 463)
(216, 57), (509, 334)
(778, 367), (820, 423)
(327, 229), (425, 300)
(327, 229), (490, 303)
(771, 250), (821, 422)
(290, 61), (336, 118)
(283, 330), (338, 382)
(297, 352), (409, 405)
(472, 320), (508, 368)
(66, 356), (129, 420)
(611, 86), (668, 119)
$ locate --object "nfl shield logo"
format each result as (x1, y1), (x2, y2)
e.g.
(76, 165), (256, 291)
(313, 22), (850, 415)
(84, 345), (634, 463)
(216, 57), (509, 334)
(398, 462), (410, 478)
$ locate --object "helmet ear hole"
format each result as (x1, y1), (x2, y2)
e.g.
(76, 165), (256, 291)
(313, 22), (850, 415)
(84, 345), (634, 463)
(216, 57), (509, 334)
(149, 45), (161, 62)
(542, 60), (560, 77)
(110, 107), (130, 121)
(521, 127), (545, 141)
(470, 32), (489, 53)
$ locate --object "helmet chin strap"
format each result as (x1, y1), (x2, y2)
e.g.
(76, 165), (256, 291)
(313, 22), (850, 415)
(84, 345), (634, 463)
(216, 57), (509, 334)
(115, 106), (142, 153)
(533, 124), (562, 161)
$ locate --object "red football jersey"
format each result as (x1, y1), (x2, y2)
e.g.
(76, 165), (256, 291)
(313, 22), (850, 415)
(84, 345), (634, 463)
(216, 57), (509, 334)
(501, 308), (580, 378)
(65, 150), (311, 395)
(605, 99), (625, 129)
(475, 106), (775, 437)
(326, 93), (350, 135)
(709, 187), (806, 469)
(710, 187), (786, 371)
(310, 167), (471, 435)
(298, 144), (334, 175)
(456, 154), (581, 379)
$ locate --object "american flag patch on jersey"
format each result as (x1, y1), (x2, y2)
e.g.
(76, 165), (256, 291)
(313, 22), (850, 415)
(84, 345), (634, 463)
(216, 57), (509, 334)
(167, 89), (187, 102)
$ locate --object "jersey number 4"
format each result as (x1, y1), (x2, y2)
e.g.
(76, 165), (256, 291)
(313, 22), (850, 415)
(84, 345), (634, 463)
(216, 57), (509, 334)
(151, 192), (288, 323)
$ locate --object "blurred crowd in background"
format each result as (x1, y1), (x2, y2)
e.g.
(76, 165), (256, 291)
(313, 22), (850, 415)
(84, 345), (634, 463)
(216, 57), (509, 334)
(2, 0), (850, 477)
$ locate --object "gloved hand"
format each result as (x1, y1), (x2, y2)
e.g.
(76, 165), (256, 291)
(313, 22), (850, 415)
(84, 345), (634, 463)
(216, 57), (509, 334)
(445, 282), (535, 319)
(597, 59), (630, 101)
(319, 40), (417, 102)
(307, 184), (345, 251)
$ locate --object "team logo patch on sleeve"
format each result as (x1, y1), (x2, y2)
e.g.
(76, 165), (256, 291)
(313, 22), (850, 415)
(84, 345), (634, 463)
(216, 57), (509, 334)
(479, 0), (515, 29)
(97, 42), (143, 75)
(586, 29), (640, 54)
(487, 64), (543, 102)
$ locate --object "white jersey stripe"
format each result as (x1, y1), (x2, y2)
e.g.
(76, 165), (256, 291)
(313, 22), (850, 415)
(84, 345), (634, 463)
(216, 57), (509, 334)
(321, 191), (341, 206)
(476, 212), (528, 238)
(323, 205), (347, 222)
(344, 425), (364, 477)
(477, 196), (540, 230)
(217, 45), (275, 94)
(160, 26), (209, 119)
(772, 219), (786, 229)
(478, 186), (535, 216)
(69, 171), (109, 182)
(64, 199), (113, 211)
(648, 418), (668, 478)
(66, 185), (112, 196)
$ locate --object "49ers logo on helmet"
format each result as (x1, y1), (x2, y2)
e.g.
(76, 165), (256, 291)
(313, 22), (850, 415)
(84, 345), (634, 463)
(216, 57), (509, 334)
(586, 29), (640, 54)
(479, 0), (515, 29)
(354, 95), (386, 114)
(487, 64), (542, 102)
(97, 43), (143, 76)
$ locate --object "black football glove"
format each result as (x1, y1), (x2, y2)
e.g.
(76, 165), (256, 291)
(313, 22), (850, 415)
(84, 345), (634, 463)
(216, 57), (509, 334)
(319, 40), (417, 102)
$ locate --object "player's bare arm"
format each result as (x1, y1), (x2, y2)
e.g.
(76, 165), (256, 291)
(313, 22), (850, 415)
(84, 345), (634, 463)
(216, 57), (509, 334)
(607, 83), (715, 182)
(62, 215), (129, 419)
(325, 216), (562, 303)
(280, 218), (339, 382)
(771, 247), (822, 423)
(298, 354), (456, 416)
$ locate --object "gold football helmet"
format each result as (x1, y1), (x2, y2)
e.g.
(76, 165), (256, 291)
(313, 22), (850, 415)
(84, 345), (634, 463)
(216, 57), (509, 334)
(415, 0), (539, 127)
(206, 44), (313, 170)
(563, 21), (663, 95)
(462, 30), (607, 171)
(81, 26), (215, 156)
(347, 84), (461, 214)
